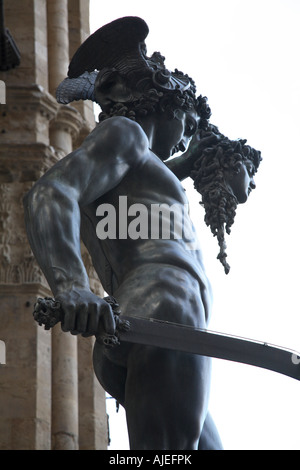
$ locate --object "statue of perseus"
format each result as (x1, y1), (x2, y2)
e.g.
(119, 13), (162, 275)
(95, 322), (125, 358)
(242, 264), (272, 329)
(24, 17), (262, 450)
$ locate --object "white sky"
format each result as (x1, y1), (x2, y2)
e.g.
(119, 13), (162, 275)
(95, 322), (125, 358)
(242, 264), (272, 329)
(89, 0), (300, 450)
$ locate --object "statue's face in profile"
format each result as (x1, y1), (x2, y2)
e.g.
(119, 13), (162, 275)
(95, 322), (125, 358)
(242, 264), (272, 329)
(152, 109), (200, 160)
(225, 160), (256, 204)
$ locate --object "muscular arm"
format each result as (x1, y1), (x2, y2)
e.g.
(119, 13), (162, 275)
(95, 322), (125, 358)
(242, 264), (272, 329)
(24, 117), (148, 335)
(165, 153), (194, 181)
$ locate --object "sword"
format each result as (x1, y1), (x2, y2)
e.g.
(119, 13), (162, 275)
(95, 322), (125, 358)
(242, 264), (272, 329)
(33, 297), (300, 381)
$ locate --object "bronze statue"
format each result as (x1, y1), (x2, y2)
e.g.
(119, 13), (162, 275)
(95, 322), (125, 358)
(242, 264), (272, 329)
(23, 17), (261, 450)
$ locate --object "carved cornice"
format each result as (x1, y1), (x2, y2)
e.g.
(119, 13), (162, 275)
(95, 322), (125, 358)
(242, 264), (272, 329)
(3, 84), (94, 147)
(3, 85), (86, 144)
(0, 250), (49, 287)
(0, 179), (50, 288)
(50, 104), (84, 140)
(6, 84), (58, 121)
(0, 143), (58, 182)
(0, 283), (51, 297)
(0, 87), (99, 290)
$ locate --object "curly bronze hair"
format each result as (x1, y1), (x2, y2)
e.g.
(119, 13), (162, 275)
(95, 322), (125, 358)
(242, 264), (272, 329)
(98, 61), (211, 130)
(56, 17), (212, 130)
(98, 90), (211, 130)
(191, 124), (262, 274)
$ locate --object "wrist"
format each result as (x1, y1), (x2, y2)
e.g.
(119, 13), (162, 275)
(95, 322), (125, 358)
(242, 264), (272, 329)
(53, 280), (91, 298)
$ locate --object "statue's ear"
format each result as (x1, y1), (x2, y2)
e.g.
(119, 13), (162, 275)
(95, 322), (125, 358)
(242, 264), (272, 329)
(94, 69), (135, 109)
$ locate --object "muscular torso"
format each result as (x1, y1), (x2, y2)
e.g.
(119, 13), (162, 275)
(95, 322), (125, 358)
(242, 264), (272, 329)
(80, 145), (212, 329)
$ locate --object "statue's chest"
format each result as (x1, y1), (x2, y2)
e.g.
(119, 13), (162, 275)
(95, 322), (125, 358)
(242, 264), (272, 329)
(120, 155), (188, 207)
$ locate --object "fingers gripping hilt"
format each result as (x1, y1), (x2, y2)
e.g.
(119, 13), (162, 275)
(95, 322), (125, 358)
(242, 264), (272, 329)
(100, 296), (130, 347)
(32, 296), (130, 348)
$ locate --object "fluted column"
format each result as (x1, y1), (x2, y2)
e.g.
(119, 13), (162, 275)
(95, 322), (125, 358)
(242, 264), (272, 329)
(47, 0), (79, 450)
(47, 0), (69, 96)
(67, 0), (109, 449)
(0, 0), (53, 450)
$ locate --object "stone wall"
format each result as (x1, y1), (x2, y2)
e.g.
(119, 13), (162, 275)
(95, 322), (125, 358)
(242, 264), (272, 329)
(0, 0), (108, 450)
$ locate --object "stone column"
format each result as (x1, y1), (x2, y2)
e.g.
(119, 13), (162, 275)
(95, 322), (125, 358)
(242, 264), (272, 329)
(78, 336), (109, 450)
(47, 0), (81, 450)
(0, 0), (54, 450)
(0, 0), (108, 450)
(68, 0), (95, 143)
(47, 0), (69, 96)
(68, 0), (109, 450)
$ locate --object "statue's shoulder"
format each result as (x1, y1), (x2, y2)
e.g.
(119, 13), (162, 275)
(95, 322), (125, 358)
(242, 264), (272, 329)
(95, 116), (146, 139)
(85, 116), (149, 160)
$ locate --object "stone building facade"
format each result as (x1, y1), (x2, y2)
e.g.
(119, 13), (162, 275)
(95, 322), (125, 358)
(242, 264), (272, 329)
(0, 0), (109, 450)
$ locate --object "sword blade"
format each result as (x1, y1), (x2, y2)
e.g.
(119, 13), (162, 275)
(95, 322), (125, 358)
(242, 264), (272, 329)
(32, 297), (300, 381)
(119, 315), (300, 381)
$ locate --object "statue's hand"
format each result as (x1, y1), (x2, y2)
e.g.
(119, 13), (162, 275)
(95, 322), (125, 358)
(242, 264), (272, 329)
(167, 130), (221, 181)
(56, 288), (116, 339)
(182, 130), (220, 165)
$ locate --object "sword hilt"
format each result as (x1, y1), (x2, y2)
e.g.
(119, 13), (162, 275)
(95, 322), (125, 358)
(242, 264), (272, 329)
(33, 295), (130, 348)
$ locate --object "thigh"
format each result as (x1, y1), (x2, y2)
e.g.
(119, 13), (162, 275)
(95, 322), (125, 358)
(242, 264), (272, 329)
(93, 340), (127, 406)
(124, 344), (212, 450)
